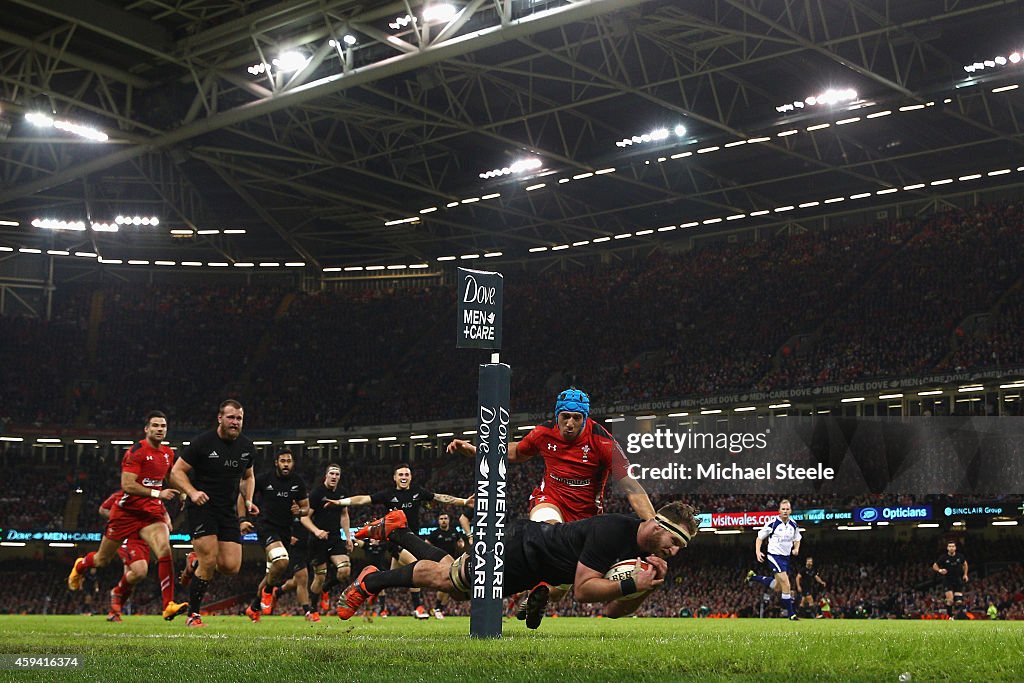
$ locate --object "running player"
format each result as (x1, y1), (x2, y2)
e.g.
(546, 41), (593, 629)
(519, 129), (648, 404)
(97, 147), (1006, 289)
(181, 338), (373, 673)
(796, 556), (827, 618)
(276, 515), (316, 621)
(97, 491), (158, 621)
(336, 463), (471, 619)
(747, 499), (801, 620)
(243, 449), (309, 622)
(932, 541), (969, 619)
(68, 411), (187, 621)
(169, 399), (257, 628)
(303, 463), (353, 618)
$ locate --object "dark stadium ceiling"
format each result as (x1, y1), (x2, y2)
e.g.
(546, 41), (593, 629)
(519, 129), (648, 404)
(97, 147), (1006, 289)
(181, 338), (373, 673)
(0, 0), (1023, 272)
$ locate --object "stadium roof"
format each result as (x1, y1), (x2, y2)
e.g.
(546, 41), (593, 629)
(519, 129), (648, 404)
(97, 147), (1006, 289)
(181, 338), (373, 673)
(1, 0), (1022, 273)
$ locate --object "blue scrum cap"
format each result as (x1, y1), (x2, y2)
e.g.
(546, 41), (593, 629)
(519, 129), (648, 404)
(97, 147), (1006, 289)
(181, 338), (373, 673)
(554, 388), (590, 424)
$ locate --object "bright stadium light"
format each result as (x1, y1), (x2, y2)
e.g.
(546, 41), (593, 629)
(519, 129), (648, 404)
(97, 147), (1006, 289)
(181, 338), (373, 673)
(422, 4), (457, 23)
(616, 126), (683, 148)
(479, 157), (542, 179)
(31, 218), (85, 231)
(777, 88), (857, 113)
(26, 112), (108, 142)
(389, 14), (413, 30)
(963, 48), (1023, 72)
(272, 51), (309, 73)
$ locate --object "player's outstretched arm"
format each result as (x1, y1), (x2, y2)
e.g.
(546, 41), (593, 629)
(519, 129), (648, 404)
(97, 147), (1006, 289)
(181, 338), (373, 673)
(433, 493), (472, 507)
(332, 494), (372, 507)
(448, 438), (526, 462)
(614, 476), (656, 520)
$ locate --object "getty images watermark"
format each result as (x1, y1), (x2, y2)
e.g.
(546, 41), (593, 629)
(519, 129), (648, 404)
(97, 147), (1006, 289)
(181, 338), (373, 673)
(612, 415), (1024, 495)
(621, 424), (835, 484)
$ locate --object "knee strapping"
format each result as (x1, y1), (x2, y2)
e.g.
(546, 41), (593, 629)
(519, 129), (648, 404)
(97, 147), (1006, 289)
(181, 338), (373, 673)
(449, 553), (470, 599)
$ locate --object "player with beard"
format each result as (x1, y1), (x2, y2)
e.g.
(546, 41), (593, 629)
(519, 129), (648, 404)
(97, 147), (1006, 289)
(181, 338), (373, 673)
(796, 557), (827, 618)
(336, 502), (698, 624)
(169, 399), (257, 628)
(68, 411), (187, 622)
(447, 388), (655, 624)
(336, 464), (472, 619)
(243, 449), (309, 622)
(426, 512), (467, 618)
(933, 541), (969, 619)
(303, 463), (353, 618)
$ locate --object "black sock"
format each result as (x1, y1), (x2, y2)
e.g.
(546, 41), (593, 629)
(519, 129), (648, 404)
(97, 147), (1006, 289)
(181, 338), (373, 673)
(363, 562), (417, 594)
(189, 578), (209, 616)
(250, 594), (262, 611)
(303, 604), (313, 614)
(435, 599), (443, 610)
(323, 575), (340, 593)
(390, 528), (448, 562)
(412, 590), (423, 608)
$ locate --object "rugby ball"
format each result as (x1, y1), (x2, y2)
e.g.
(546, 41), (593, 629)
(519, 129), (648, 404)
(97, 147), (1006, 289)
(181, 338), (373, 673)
(604, 558), (653, 599)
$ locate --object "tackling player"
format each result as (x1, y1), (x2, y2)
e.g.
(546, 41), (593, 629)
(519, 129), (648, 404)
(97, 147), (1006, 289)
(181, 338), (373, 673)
(747, 499), (802, 620)
(932, 541), (969, 619)
(169, 399), (257, 628)
(447, 388), (655, 625)
(67, 411), (188, 621)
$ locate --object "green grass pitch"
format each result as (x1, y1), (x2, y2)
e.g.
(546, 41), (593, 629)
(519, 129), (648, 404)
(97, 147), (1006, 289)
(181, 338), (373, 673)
(0, 615), (1021, 682)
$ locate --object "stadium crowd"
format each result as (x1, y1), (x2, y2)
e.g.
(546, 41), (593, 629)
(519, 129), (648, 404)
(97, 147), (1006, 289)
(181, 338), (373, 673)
(1, 202), (1023, 431)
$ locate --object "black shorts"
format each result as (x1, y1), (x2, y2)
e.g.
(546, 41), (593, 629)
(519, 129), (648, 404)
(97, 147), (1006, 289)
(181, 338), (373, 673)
(288, 538), (310, 575)
(256, 520), (292, 548)
(944, 576), (964, 593)
(497, 520), (534, 596)
(186, 502), (241, 543)
(310, 536), (348, 566)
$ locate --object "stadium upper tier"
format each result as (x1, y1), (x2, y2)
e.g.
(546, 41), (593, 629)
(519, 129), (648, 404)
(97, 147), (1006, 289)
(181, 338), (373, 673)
(1, 200), (1023, 431)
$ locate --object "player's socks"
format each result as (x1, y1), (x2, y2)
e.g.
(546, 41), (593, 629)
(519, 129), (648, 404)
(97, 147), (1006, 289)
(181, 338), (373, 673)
(362, 562), (417, 593)
(189, 577), (210, 617)
(79, 552), (97, 571)
(389, 528), (448, 562)
(115, 575), (134, 600)
(751, 574), (773, 588)
(781, 594), (795, 618)
(157, 555), (175, 608)
(412, 590), (424, 609)
(302, 603), (314, 614)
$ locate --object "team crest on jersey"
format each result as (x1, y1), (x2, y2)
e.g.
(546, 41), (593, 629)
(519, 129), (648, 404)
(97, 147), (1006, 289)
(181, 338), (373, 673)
(581, 445), (591, 461)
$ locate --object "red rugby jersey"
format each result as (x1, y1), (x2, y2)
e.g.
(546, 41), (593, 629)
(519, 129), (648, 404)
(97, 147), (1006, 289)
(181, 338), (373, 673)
(118, 440), (174, 513)
(517, 418), (631, 519)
